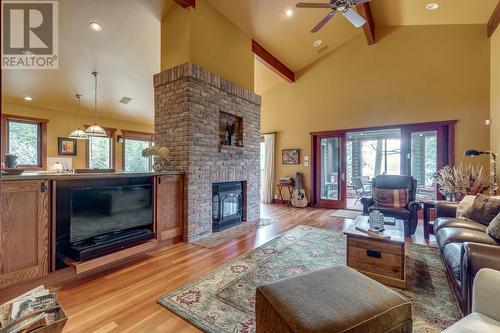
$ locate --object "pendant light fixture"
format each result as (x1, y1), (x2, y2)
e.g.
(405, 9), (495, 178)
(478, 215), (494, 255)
(68, 94), (88, 139)
(85, 71), (107, 137)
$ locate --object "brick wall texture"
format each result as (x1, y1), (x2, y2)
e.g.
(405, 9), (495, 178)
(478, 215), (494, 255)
(154, 63), (262, 241)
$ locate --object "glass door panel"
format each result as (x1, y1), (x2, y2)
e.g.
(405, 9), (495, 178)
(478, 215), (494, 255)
(316, 133), (346, 209)
(410, 130), (438, 200)
(321, 137), (341, 200)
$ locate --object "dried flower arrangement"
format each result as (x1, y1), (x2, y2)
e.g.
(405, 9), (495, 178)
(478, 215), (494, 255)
(433, 164), (490, 201)
(142, 146), (170, 171)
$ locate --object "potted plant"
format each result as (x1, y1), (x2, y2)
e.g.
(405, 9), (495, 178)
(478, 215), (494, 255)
(433, 164), (490, 201)
(142, 146), (170, 172)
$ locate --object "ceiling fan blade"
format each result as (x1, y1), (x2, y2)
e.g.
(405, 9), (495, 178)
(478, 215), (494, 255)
(311, 11), (336, 33)
(342, 8), (366, 28)
(296, 3), (331, 8)
(351, 0), (371, 4)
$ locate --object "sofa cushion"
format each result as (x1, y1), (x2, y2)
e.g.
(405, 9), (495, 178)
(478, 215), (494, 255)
(367, 206), (410, 220)
(486, 213), (500, 241)
(436, 228), (499, 250)
(456, 195), (476, 218)
(442, 243), (463, 283)
(255, 266), (412, 333)
(373, 188), (409, 208)
(463, 195), (500, 226)
(434, 217), (488, 234)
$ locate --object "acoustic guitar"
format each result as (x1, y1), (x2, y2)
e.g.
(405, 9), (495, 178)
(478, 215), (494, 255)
(291, 172), (309, 208)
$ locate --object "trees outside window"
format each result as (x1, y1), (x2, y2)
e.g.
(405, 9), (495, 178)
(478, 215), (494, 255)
(88, 136), (112, 169)
(1, 115), (47, 170)
(124, 139), (151, 172)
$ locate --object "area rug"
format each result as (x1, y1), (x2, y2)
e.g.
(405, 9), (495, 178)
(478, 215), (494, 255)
(159, 226), (461, 333)
(191, 218), (278, 249)
(329, 209), (362, 219)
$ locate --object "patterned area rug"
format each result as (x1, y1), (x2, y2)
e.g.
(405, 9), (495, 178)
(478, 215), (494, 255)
(330, 209), (362, 219)
(191, 218), (278, 249)
(159, 226), (461, 333)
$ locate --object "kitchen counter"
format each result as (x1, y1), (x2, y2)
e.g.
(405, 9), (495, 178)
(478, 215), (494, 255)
(0, 170), (183, 181)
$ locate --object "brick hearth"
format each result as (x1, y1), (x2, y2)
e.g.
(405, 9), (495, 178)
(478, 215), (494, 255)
(154, 63), (261, 241)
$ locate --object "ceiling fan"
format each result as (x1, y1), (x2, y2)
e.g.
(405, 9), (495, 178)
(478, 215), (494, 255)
(296, 0), (371, 33)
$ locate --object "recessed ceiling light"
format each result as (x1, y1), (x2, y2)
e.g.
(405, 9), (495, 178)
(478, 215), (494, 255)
(285, 9), (293, 17)
(425, 3), (439, 10)
(24, 96), (33, 101)
(89, 22), (103, 32)
(313, 40), (322, 47)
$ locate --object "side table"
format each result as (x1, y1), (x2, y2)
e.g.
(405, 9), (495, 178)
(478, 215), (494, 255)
(422, 200), (459, 238)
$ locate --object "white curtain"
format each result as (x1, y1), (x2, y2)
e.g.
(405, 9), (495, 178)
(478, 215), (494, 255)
(261, 134), (275, 204)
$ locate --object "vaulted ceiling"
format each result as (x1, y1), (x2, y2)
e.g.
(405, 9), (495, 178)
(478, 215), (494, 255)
(1, 0), (497, 122)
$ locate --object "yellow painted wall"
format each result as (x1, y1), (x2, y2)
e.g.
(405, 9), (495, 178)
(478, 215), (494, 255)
(161, 4), (191, 70)
(491, 29), (500, 176)
(161, 0), (254, 91)
(3, 102), (153, 170)
(261, 25), (491, 199)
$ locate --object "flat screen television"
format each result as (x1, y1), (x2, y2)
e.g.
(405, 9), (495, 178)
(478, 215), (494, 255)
(70, 184), (153, 243)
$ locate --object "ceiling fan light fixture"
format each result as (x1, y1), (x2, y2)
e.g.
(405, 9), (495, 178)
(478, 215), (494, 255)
(342, 7), (366, 28)
(425, 3), (439, 10)
(313, 39), (322, 47)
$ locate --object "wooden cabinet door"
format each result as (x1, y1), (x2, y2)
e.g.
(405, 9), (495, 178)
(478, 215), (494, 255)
(0, 180), (49, 289)
(156, 175), (184, 241)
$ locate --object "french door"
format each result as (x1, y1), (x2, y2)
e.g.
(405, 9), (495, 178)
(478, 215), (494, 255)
(312, 132), (347, 209)
(311, 121), (455, 208)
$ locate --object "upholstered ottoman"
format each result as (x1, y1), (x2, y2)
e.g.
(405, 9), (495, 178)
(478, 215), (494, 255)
(255, 266), (412, 333)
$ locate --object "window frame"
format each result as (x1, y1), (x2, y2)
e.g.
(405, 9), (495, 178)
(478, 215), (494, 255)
(121, 130), (154, 172)
(1, 114), (48, 170)
(85, 125), (116, 170)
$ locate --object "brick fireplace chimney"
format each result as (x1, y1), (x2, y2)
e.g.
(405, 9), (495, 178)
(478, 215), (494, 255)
(153, 63), (261, 241)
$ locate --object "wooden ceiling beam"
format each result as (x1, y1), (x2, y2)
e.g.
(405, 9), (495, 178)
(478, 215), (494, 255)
(356, 2), (375, 45)
(173, 0), (196, 9)
(252, 39), (295, 83)
(487, 0), (500, 37)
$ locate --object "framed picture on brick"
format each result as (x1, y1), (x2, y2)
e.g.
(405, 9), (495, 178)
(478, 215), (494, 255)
(282, 149), (300, 165)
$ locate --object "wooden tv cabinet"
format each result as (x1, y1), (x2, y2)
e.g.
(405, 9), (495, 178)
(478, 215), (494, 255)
(0, 172), (184, 291)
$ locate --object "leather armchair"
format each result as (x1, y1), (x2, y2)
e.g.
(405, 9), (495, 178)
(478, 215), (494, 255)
(361, 175), (421, 236)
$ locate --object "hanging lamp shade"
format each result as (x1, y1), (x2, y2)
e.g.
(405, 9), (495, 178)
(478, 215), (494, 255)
(85, 125), (107, 137)
(85, 71), (107, 137)
(69, 94), (88, 139)
(69, 129), (89, 139)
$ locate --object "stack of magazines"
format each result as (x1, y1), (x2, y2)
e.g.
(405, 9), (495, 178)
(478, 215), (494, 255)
(0, 286), (65, 333)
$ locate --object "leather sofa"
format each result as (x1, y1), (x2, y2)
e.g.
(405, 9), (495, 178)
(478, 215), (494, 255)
(434, 202), (500, 315)
(361, 175), (421, 236)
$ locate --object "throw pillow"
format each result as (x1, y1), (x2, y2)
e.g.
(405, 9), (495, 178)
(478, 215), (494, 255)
(487, 212), (500, 240)
(463, 194), (500, 226)
(456, 195), (476, 219)
(373, 188), (409, 208)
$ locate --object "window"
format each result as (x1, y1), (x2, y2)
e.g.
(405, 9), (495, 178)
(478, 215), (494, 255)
(121, 130), (154, 173)
(1, 115), (48, 169)
(86, 127), (115, 169)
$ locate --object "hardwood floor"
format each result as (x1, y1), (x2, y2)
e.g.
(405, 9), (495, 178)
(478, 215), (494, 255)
(23, 205), (438, 333)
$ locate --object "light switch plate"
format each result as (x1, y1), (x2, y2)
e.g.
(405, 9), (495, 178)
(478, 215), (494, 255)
(304, 162), (309, 167)
(304, 156), (309, 161)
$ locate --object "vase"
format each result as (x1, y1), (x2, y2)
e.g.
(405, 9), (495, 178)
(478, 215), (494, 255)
(153, 157), (168, 172)
(4, 154), (18, 168)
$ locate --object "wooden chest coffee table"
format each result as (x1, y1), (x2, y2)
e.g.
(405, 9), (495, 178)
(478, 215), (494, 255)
(344, 215), (406, 289)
